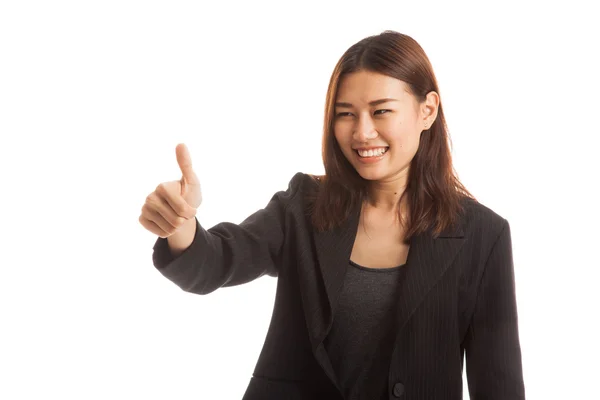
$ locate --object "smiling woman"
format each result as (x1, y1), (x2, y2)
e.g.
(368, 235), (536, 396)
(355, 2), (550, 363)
(146, 30), (526, 400)
(307, 31), (470, 241)
(334, 72), (434, 174)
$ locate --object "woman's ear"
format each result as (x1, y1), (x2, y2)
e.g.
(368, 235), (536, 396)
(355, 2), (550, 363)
(422, 91), (440, 125)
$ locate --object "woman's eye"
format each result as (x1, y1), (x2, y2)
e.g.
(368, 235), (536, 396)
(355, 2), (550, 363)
(335, 110), (390, 118)
(374, 109), (391, 115)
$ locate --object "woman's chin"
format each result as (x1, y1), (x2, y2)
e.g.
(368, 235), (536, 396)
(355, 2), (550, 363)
(356, 168), (385, 181)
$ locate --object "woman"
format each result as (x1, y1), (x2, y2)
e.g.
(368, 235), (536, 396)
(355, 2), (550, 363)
(140, 30), (526, 400)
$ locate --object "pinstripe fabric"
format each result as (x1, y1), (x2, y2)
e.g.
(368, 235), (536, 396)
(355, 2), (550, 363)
(152, 172), (526, 399)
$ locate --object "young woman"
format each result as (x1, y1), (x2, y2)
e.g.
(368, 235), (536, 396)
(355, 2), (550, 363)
(140, 30), (526, 400)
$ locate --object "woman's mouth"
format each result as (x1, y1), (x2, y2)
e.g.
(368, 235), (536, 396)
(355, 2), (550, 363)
(355, 147), (389, 158)
(355, 147), (389, 164)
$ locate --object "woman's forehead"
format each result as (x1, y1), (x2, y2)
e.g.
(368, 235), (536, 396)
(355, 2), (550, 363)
(336, 72), (412, 104)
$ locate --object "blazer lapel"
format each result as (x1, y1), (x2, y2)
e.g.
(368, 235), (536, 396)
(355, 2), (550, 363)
(298, 199), (466, 390)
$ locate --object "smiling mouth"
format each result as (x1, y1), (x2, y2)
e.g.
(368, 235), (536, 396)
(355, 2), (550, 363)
(355, 147), (389, 158)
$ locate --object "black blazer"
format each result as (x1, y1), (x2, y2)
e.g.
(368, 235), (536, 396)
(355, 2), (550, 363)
(152, 172), (526, 400)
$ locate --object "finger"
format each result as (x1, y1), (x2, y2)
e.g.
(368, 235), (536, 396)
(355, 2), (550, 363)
(176, 143), (199, 185)
(139, 215), (169, 238)
(156, 183), (197, 219)
(146, 193), (189, 229)
(142, 202), (180, 235)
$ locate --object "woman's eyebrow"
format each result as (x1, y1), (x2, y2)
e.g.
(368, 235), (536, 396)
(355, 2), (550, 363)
(334, 98), (400, 108)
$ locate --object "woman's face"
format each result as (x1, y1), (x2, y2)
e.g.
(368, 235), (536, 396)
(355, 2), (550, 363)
(333, 70), (438, 182)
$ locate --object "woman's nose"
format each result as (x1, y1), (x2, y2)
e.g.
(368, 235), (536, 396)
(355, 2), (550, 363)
(353, 116), (378, 142)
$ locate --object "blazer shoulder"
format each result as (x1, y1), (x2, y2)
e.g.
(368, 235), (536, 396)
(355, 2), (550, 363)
(460, 197), (508, 237)
(287, 171), (322, 190)
(275, 172), (317, 207)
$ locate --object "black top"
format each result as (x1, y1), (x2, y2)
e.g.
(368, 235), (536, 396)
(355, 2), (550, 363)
(323, 259), (408, 400)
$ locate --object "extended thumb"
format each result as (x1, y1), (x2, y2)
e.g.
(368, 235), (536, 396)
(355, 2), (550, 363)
(176, 143), (198, 185)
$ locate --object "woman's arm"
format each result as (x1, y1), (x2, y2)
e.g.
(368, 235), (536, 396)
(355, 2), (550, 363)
(151, 172), (305, 295)
(462, 219), (526, 399)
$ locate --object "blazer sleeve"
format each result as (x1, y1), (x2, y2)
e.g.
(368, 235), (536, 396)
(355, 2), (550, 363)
(462, 219), (526, 399)
(151, 172), (305, 295)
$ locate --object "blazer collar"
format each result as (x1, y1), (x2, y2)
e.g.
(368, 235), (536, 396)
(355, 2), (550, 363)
(298, 198), (466, 390)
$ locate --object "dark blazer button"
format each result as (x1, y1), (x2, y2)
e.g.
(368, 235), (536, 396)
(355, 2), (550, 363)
(392, 382), (405, 397)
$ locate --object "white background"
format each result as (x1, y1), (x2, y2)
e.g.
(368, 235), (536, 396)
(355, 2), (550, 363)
(1, 1), (599, 399)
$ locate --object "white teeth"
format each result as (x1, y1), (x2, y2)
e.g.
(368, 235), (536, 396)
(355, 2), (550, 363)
(357, 147), (388, 157)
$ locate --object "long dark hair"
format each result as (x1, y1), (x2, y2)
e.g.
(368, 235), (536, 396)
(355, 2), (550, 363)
(306, 30), (476, 242)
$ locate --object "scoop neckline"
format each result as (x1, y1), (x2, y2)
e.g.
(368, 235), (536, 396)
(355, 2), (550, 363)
(349, 259), (406, 271)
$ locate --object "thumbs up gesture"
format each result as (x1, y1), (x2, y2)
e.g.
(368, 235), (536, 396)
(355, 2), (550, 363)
(139, 143), (202, 238)
(176, 143), (202, 210)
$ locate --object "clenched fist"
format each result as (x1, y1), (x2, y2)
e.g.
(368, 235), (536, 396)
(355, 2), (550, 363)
(139, 143), (202, 238)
